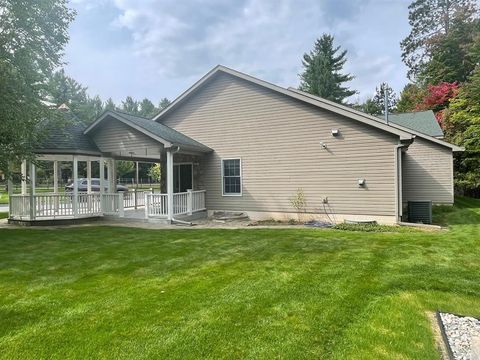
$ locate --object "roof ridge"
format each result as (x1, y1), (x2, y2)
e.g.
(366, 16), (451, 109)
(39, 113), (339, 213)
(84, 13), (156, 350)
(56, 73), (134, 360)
(110, 109), (153, 120)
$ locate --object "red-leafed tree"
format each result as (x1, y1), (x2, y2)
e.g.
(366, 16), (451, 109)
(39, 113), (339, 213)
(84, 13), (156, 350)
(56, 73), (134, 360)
(416, 82), (460, 126)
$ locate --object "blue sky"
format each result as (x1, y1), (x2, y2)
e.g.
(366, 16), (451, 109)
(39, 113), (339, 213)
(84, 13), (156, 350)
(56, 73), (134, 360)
(66, 0), (411, 105)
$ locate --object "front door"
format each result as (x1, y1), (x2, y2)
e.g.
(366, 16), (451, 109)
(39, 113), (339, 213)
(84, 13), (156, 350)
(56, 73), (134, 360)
(173, 164), (193, 193)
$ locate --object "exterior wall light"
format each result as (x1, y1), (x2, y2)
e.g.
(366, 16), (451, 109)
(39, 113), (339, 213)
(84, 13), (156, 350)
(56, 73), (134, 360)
(320, 141), (328, 149)
(358, 178), (366, 187)
(331, 129), (339, 136)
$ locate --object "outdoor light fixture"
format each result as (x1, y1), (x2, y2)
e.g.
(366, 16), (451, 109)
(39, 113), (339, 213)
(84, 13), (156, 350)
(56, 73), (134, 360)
(331, 129), (339, 136)
(358, 178), (366, 187)
(320, 141), (327, 149)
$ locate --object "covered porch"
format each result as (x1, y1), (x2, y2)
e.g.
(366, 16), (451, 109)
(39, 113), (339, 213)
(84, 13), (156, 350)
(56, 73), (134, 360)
(7, 110), (211, 224)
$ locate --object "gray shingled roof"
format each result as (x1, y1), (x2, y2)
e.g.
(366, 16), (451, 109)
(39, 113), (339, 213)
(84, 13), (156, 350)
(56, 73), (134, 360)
(102, 110), (212, 152)
(37, 121), (101, 155)
(383, 110), (444, 138)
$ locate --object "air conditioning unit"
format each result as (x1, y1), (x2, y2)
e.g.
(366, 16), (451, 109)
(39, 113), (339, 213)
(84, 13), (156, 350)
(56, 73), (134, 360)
(408, 201), (432, 224)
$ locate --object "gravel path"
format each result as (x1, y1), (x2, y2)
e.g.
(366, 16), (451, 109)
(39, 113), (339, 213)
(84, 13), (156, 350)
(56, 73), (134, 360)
(440, 312), (480, 359)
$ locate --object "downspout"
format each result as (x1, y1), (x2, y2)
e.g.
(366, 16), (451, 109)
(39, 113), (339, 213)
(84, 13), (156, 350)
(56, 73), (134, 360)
(394, 140), (413, 223)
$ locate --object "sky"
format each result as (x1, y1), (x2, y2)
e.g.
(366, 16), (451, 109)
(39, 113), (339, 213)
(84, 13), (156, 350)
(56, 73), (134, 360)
(66, 0), (411, 105)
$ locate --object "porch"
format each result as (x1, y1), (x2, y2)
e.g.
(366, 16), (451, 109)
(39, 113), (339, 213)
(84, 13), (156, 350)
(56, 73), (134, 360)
(8, 189), (206, 223)
(7, 110), (212, 224)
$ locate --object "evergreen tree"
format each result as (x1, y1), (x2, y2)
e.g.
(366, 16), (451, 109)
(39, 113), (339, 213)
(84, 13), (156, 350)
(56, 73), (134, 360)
(104, 98), (116, 111)
(421, 14), (479, 84)
(121, 96), (139, 115)
(299, 34), (356, 103)
(159, 98), (171, 110)
(359, 98), (383, 116)
(401, 0), (477, 80)
(139, 98), (158, 118)
(372, 83), (398, 115)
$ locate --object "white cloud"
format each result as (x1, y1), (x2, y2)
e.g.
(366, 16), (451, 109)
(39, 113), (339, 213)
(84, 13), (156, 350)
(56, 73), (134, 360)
(65, 0), (411, 103)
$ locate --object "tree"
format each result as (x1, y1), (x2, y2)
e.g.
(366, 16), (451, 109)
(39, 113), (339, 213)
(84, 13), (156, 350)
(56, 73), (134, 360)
(104, 98), (116, 111)
(401, 0), (477, 80)
(397, 84), (427, 112)
(299, 34), (356, 103)
(372, 83), (398, 115)
(0, 0), (75, 176)
(444, 68), (480, 196)
(148, 164), (161, 183)
(139, 98), (158, 118)
(159, 98), (171, 110)
(116, 160), (134, 178)
(44, 69), (105, 123)
(421, 15), (479, 84)
(121, 96), (139, 115)
(357, 98), (383, 116)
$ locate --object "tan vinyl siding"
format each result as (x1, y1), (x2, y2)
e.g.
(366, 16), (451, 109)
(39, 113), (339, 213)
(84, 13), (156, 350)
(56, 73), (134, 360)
(402, 137), (454, 204)
(91, 117), (163, 158)
(162, 73), (399, 216)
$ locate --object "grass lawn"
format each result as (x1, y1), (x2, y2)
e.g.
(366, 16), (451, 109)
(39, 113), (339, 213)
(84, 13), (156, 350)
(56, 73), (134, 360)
(1, 198), (480, 359)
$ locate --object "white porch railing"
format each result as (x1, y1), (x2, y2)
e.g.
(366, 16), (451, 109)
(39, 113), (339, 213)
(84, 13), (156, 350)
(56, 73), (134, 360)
(145, 193), (168, 217)
(145, 190), (206, 218)
(102, 193), (124, 216)
(123, 190), (146, 209)
(9, 193), (122, 220)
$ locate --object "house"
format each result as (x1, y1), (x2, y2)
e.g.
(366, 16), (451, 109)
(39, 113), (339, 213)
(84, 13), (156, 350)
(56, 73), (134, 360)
(8, 65), (463, 225)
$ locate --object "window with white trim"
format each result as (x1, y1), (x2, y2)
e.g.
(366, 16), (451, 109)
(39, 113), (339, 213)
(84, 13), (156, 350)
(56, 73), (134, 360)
(222, 159), (241, 195)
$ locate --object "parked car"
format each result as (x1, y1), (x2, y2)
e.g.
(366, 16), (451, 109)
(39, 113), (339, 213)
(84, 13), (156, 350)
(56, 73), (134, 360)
(65, 178), (128, 192)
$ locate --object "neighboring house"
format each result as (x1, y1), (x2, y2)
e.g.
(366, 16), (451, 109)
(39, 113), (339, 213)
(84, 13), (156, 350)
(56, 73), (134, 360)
(15, 65), (463, 225)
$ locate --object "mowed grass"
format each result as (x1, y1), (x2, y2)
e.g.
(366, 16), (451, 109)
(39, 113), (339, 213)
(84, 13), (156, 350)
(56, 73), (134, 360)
(1, 198), (480, 359)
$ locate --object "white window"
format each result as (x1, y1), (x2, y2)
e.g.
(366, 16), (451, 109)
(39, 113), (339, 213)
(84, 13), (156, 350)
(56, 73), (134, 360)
(222, 158), (242, 196)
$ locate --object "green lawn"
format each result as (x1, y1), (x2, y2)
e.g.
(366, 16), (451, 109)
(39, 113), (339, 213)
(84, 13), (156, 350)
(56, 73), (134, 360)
(1, 198), (480, 359)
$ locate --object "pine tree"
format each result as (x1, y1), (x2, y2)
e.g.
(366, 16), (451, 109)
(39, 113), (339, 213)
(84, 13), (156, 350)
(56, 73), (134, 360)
(139, 98), (158, 118)
(372, 83), (398, 115)
(121, 96), (139, 115)
(158, 98), (171, 110)
(104, 98), (116, 111)
(401, 0), (477, 80)
(299, 34), (356, 103)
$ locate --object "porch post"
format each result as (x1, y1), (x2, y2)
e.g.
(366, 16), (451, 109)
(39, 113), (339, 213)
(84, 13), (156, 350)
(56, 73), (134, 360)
(7, 164), (13, 219)
(73, 155), (78, 218)
(99, 157), (105, 215)
(29, 161), (36, 220)
(86, 159), (92, 193)
(53, 161), (59, 193)
(53, 160), (59, 211)
(21, 160), (27, 195)
(107, 159), (113, 193)
(167, 149), (174, 222)
(99, 158), (105, 196)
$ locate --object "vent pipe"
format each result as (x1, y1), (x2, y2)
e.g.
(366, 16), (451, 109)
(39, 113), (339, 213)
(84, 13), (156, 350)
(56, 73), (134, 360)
(384, 86), (389, 124)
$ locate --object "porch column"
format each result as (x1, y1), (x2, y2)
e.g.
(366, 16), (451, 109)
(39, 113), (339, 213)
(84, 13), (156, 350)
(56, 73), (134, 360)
(107, 159), (113, 193)
(7, 163), (13, 218)
(73, 155), (78, 218)
(99, 158), (105, 196)
(53, 160), (59, 193)
(167, 149), (174, 222)
(29, 161), (36, 220)
(86, 159), (92, 193)
(21, 160), (27, 195)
